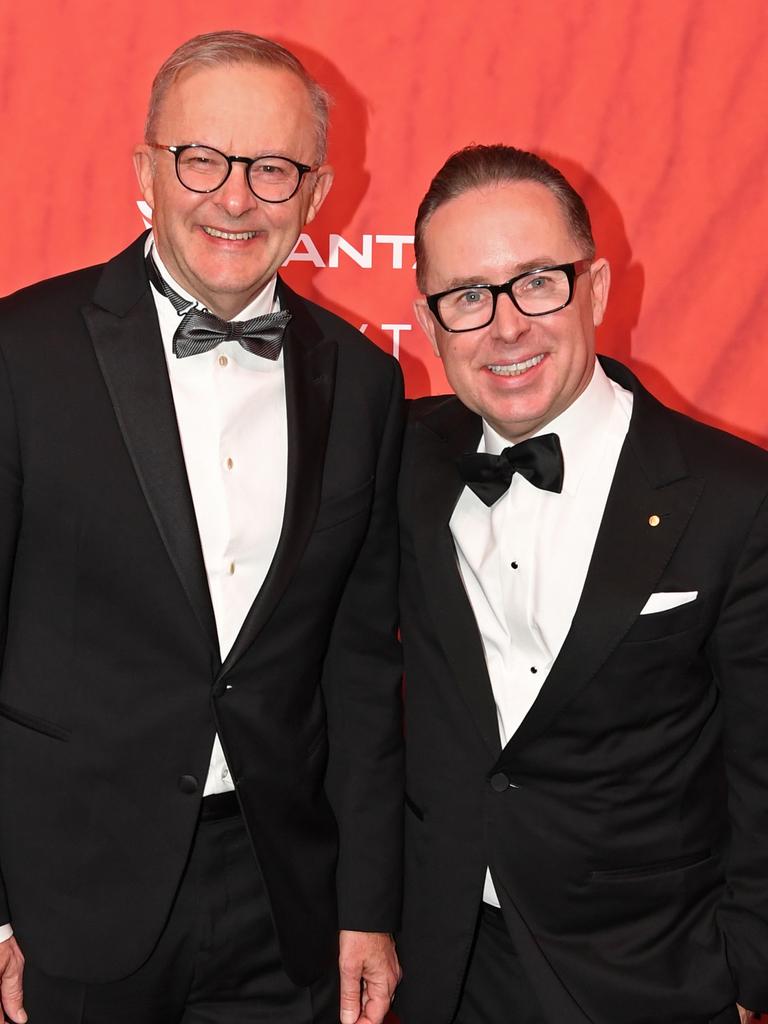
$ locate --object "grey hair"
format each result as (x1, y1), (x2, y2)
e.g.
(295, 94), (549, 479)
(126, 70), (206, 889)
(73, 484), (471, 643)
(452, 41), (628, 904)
(415, 144), (596, 291)
(145, 30), (331, 162)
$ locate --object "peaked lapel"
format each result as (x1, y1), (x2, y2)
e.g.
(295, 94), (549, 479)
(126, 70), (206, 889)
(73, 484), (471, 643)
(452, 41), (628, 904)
(505, 357), (705, 753)
(411, 398), (501, 757)
(83, 234), (219, 655)
(218, 280), (337, 678)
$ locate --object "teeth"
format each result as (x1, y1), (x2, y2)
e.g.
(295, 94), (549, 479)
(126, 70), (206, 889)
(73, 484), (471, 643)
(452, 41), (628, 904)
(488, 354), (544, 376)
(203, 227), (257, 240)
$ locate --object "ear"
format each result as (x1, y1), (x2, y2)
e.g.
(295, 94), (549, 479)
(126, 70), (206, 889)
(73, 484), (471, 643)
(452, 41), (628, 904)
(133, 145), (156, 209)
(589, 257), (611, 327)
(414, 298), (442, 359)
(303, 164), (334, 225)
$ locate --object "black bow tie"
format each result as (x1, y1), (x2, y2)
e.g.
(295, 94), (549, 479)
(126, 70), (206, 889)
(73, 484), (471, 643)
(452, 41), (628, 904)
(145, 253), (291, 360)
(458, 433), (564, 506)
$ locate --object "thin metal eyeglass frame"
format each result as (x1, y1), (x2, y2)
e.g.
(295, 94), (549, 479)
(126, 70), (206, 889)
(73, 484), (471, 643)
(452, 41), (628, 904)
(426, 260), (593, 333)
(148, 144), (318, 203)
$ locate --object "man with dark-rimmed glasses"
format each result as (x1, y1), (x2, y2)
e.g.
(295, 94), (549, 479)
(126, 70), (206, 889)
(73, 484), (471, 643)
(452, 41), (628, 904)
(395, 144), (768, 1024)
(0, 30), (403, 1024)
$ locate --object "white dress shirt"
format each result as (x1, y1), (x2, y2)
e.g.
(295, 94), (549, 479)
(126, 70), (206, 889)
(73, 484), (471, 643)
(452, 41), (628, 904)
(148, 237), (288, 796)
(0, 241), (290, 944)
(449, 361), (633, 906)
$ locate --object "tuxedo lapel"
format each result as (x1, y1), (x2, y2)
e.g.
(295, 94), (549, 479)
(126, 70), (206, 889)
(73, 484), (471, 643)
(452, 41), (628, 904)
(218, 281), (337, 678)
(83, 234), (219, 654)
(411, 399), (501, 757)
(506, 358), (704, 752)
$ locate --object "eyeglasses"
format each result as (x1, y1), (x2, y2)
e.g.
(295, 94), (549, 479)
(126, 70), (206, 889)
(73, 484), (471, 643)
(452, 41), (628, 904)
(425, 260), (593, 332)
(149, 144), (318, 203)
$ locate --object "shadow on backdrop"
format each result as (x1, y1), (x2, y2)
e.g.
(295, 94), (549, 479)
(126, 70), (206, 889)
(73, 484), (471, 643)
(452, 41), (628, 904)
(277, 38), (431, 396)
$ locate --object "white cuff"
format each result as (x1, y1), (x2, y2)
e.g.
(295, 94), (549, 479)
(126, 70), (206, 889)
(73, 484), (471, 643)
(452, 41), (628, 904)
(0, 923), (13, 943)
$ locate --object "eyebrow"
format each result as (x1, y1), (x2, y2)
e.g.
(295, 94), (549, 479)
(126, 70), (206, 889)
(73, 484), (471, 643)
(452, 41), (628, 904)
(441, 258), (563, 291)
(176, 143), (295, 159)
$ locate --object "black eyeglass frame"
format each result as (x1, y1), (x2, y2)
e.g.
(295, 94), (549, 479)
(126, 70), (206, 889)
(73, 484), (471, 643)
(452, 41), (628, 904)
(425, 259), (593, 332)
(149, 143), (318, 203)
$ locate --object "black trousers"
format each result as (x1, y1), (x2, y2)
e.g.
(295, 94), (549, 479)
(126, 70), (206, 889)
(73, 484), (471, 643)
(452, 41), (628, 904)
(451, 904), (741, 1024)
(24, 797), (338, 1024)
(453, 904), (547, 1024)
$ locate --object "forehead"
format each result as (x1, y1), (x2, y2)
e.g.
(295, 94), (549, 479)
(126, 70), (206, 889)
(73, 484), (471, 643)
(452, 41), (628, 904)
(155, 62), (316, 154)
(422, 181), (577, 287)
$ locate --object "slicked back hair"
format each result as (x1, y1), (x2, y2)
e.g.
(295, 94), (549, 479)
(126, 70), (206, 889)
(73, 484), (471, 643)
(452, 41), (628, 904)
(415, 144), (595, 292)
(145, 29), (331, 163)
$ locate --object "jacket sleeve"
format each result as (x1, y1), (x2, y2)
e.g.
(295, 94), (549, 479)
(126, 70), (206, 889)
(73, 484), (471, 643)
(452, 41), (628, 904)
(321, 356), (405, 933)
(709, 489), (768, 1012)
(0, 343), (23, 927)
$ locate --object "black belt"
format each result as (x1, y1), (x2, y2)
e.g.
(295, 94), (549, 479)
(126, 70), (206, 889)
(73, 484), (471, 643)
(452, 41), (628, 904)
(200, 790), (239, 821)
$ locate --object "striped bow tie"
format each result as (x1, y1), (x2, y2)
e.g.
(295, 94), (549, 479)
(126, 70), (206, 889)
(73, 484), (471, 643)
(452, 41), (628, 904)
(145, 253), (291, 360)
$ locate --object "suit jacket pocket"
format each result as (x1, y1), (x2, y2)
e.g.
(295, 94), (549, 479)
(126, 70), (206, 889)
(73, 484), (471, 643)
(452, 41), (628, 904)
(313, 477), (374, 532)
(621, 597), (703, 643)
(589, 849), (711, 882)
(0, 701), (71, 741)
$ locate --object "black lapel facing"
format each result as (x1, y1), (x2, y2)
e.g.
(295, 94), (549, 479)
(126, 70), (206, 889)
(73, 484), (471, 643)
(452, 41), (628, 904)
(506, 358), (705, 752)
(218, 281), (337, 677)
(82, 234), (219, 654)
(410, 398), (502, 757)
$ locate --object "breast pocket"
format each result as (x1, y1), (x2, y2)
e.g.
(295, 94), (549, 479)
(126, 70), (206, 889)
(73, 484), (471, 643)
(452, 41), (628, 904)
(313, 477), (374, 533)
(621, 597), (704, 643)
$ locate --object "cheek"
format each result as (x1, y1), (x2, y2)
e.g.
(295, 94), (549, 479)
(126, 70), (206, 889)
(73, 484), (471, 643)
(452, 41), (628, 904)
(444, 347), (482, 394)
(268, 206), (303, 240)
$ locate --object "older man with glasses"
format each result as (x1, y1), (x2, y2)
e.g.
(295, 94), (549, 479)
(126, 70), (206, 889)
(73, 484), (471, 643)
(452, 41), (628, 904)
(0, 30), (403, 1024)
(395, 143), (768, 1024)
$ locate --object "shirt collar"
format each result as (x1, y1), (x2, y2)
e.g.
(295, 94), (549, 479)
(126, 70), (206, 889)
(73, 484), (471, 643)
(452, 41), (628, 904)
(482, 359), (620, 495)
(145, 231), (279, 320)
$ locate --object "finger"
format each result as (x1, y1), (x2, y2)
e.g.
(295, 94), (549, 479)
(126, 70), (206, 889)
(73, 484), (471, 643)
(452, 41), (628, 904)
(339, 965), (362, 1024)
(0, 962), (27, 1024)
(359, 977), (393, 1024)
(0, 988), (27, 1023)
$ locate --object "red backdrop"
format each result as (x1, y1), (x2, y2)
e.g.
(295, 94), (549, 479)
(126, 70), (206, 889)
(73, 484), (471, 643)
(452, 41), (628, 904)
(3, 1), (768, 437)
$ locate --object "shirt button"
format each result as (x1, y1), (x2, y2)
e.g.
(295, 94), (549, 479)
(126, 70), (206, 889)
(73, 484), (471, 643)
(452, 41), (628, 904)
(228, 562), (236, 575)
(226, 457), (234, 470)
(530, 666), (538, 674)
(510, 561), (518, 569)
(218, 355), (228, 367)
(222, 767), (229, 780)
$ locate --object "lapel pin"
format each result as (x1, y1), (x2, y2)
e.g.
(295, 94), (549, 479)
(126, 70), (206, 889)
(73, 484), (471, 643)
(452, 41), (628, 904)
(648, 514), (661, 527)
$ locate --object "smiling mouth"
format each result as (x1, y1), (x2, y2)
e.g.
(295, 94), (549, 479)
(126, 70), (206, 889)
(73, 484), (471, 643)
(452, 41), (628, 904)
(202, 226), (259, 240)
(487, 354), (545, 376)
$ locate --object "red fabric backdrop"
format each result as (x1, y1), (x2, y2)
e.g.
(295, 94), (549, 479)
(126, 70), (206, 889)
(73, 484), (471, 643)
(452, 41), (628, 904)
(1, 3), (767, 1018)
(3, 1), (768, 443)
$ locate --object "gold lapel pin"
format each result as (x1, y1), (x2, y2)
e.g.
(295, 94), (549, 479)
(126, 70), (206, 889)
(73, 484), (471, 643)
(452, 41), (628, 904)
(648, 514), (661, 527)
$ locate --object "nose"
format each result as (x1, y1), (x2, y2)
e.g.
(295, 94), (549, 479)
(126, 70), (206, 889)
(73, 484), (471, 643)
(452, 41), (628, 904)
(490, 292), (530, 343)
(213, 162), (257, 216)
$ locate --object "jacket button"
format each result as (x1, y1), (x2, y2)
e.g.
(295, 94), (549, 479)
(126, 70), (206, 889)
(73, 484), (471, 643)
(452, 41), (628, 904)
(490, 772), (510, 792)
(177, 774), (199, 794)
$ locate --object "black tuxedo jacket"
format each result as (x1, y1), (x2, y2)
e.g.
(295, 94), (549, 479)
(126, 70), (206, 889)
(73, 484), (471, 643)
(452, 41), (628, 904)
(396, 357), (768, 1024)
(0, 234), (404, 985)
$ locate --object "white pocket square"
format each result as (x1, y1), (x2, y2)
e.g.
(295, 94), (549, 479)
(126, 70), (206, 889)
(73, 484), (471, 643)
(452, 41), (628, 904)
(640, 591), (698, 615)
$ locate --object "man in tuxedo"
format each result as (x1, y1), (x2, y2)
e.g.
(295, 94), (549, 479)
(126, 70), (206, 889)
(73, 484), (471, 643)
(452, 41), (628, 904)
(0, 30), (403, 1024)
(395, 144), (768, 1024)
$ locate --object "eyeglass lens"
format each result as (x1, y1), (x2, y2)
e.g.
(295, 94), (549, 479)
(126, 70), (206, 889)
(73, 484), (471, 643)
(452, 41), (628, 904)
(438, 268), (573, 330)
(176, 148), (301, 201)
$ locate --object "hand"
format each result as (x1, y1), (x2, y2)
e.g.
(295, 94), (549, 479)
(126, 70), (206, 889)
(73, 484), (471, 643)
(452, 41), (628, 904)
(737, 1006), (762, 1023)
(338, 929), (401, 1024)
(0, 937), (26, 1024)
